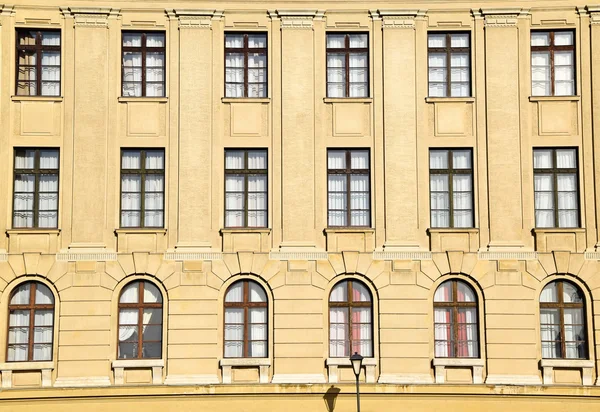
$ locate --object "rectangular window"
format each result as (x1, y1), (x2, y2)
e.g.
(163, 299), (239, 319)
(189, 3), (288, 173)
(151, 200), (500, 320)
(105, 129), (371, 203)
(533, 148), (579, 228)
(122, 32), (165, 97)
(224, 149), (268, 228)
(531, 31), (575, 96)
(429, 149), (474, 228)
(13, 148), (59, 229)
(120, 149), (165, 228)
(16, 29), (61, 96)
(326, 33), (369, 98)
(225, 33), (267, 98)
(327, 149), (370, 227)
(428, 32), (470, 97)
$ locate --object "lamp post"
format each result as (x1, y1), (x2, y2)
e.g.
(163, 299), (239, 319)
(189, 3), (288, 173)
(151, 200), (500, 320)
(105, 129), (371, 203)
(350, 352), (364, 412)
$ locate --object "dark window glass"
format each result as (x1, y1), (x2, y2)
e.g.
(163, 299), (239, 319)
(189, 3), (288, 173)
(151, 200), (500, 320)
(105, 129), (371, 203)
(225, 33), (267, 98)
(122, 32), (165, 97)
(16, 29), (61, 96)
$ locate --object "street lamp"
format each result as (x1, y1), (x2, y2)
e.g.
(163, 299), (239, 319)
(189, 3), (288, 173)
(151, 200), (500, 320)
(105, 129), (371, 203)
(350, 352), (364, 412)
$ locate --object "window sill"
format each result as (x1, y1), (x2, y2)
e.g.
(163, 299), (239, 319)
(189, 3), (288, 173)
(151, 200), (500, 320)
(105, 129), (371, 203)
(326, 357), (377, 384)
(433, 358), (484, 384)
(0, 361), (54, 388)
(529, 95), (580, 102)
(118, 97), (168, 103)
(11, 95), (63, 102)
(6, 229), (61, 235)
(220, 228), (272, 234)
(324, 227), (375, 233)
(323, 97), (373, 103)
(221, 97), (271, 103)
(540, 359), (594, 385)
(427, 228), (479, 234)
(425, 97), (475, 103)
(220, 358), (271, 367)
(112, 359), (164, 385)
(532, 228), (585, 234)
(220, 358), (271, 384)
(115, 228), (167, 235)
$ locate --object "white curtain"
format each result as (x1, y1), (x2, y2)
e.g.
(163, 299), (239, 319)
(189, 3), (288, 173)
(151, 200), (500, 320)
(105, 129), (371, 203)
(557, 174), (577, 227)
(122, 151), (141, 169)
(540, 308), (560, 358)
(42, 32), (60, 46)
(350, 175), (369, 226)
(249, 282), (266, 302)
(328, 151), (346, 169)
(349, 52), (368, 97)
(458, 308), (478, 357)
(120, 282), (139, 303)
(249, 308), (267, 357)
(534, 174), (554, 228)
(11, 284), (31, 304)
(457, 282), (476, 302)
(428, 53), (447, 97)
(33, 310), (53, 361)
(430, 151), (448, 169)
(143, 282), (162, 303)
(328, 175), (347, 226)
(532, 51), (551, 96)
(533, 149), (553, 169)
(248, 151), (267, 169)
(13, 174), (35, 228)
(224, 308), (244, 357)
(225, 53), (244, 98)
(564, 308), (584, 359)
(146, 52), (165, 97)
(121, 175), (141, 227)
(146, 34), (164, 48)
(329, 307), (348, 357)
(428, 34), (446, 48)
(451, 34), (469, 47)
(554, 51), (574, 96)
(15, 150), (35, 169)
(225, 282), (243, 302)
(248, 175), (267, 227)
(351, 307), (372, 356)
(452, 150), (471, 169)
(144, 175), (164, 227)
(352, 282), (370, 302)
(351, 151), (369, 169)
(41, 51), (60, 96)
(453, 175), (473, 228)
(531, 32), (550, 47)
(8, 310), (30, 361)
(226, 34), (243, 48)
(327, 53), (345, 97)
(123, 33), (142, 47)
(226, 151), (244, 169)
(556, 149), (575, 168)
(248, 53), (266, 98)
(122, 52), (142, 97)
(225, 176), (244, 227)
(434, 308), (451, 357)
(118, 309), (139, 357)
(541, 282), (558, 303)
(450, 53), (469, 97)
(35, 284), (54, 304)
(249, 34), (266, 48)
(38, 175), (58, 228)
(330, 282), (347, 302)
(430, 175), (449, 227)
(434, 281), (452, 302)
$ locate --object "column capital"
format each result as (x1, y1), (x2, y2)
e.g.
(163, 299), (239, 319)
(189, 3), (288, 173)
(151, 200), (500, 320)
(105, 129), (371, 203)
(480, 8), (529, 27)
(587, 5), (600, 24)
(61, 7), (120, 27)
(276, 9), (324, 29)
(168, 9), (219, 29)
(378, 9), (427, 29)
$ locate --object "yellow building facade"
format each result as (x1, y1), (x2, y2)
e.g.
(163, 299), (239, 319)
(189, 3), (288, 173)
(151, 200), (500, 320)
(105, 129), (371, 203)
(1, 0), (600, 410)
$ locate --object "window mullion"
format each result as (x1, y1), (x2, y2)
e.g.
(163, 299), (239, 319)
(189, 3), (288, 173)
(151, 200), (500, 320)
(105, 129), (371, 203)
(36, 32), (42, 96)
(141, 34), (147, 97)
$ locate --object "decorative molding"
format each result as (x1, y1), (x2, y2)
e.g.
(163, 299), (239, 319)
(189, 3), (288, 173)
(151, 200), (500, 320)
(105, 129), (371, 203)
(585, 251), (600, 260)
(112, 359), (164, 385)
(54, 376), (111, 387)
(171, 9), (216, 29)
(277, 9), (322, 29)
(478, 251), (538, 260)
(0, 251), (6, 262)
(326, 357), (377, 384)
(63, 7), (120, 27)
(0, 362), (54, 388)
(164, 374), (220, 385)
(164, 251), (223, 261)
(540, 359), (594, 386)
(269, 251), (328, 261)
(378, 373), (434, 384)
(485, 374), (542, 385)
(220, 358), (270, 384)
(373, 251), (432, 260)
(433, 358), (485, 384)
(588, 6), (600, 25)
(480, 8), (524, 27)
(57, 252), (117, 262)
(0, 5), (15, 17)
(271, 374), (327, 384)
(378, 9), (426, 29)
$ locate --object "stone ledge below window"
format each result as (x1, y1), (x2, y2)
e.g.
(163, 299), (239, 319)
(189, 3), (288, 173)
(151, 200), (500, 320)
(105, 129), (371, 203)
(432, 358), (485, 384)
(427, 228), (479, 253)
(11, 95), (64, 102)
(531, 228), (586, 253)
(112, 359), (164, 385)
(425, 97), (475, 104)
(0, 361), (54, 388)
(114, 228), (168, 254)
(118, 97), (168, 103)
(221, 97), (271, 104)
(220, 228), (272, 253)
(326, 357), (377, 383)
(529, 95), (580, 102)
(540, 359), (594, 385)
(324, 228), (375, 253)
(220, 358), (271, 384)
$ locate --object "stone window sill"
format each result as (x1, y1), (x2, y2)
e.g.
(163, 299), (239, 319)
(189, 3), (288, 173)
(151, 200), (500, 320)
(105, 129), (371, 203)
(427, 228), (479, 234)
(220, 228), (272, 234)
(0, 361), (54, 388)
(7, 229), (61, 235)
(540, 359), (594, 385)
(529, 95), (580, 102)
(324, 228), (375, 234)
(11, 95), (63, 102)
(425, 97), (475, 103)
(323, 97), (373, 103)
(532, 228), (585, 234)
(221, 97), (271, 104)
(433, 358), (484, 384)
(118, 97), (168, 103)
(112, 359), (164, 385)
(115, 228), (167, 235)
(326, 357), (377, 383)
(220, 358), (271, 384)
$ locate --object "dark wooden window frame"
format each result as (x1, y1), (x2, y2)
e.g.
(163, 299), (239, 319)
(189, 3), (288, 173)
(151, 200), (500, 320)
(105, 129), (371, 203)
(224, 32), (268, 98)
(13, 148), (60, 229)
(327, 149), (371, 228)
(429, 148), (474, 229)
(533, 147), (580, 228)
(326, 32), (370, 98)
(433, 279), (479, 358)
(15, 29), (61, 97)
(117, 280), (163, 360)
(427, 31), (471, 97)
(7, 282), (54, 362)
(531, 30), (576, 96)
(121, 31), (166, 97)
(540, 280), (587, 359)
(224, 149), (268, 228)
(120, 148), (165, 229)
(328, 280), (373, 358)
(223, 280), (268, 358)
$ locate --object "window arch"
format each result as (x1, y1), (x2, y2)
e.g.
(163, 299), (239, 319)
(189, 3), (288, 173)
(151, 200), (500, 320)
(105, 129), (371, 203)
(118, 280), (163, 359)
(329, 279), (373, 358)
(7, 281), (55, 362)
(224, 279), (268, 358)
(433, 279), (479, 358)
(540, 279), (587, 359)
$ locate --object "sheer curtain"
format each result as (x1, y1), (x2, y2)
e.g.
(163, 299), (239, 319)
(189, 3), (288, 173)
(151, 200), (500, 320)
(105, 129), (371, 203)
(428, 53), (447, 97)
(225, 53), (244, 97)
(249, 307), (267, 357)
(430, 175), (449, 227)
(41, 51), (60, 96)
(121, 175), (141, 227)
(434, 282), (452, 357)
(14, 174), (35, 228)
(457, 308), (478, 357)
(540, 308), (560, 358)
(326, 34), (345, 97)
(122, 52), (142, 97)
(349, 50), (368, 97)
(144, 175), (164, 227)
(224, 308), (244, 357)
(248, 53), (266, 98)
(146, 51), (164, 97)
(351, 307), (372, 356)
(453, 175), (473, 228)
(532, 51), (551, 96)
(328, 175), (347, 226)
(450, 52), (469, 97)
(329, 307), (348, 357)
(118, 282), (139, 359)
(350, 175), (369, 226)
(564, 308), (585, 359)
(554, 32), (574, 96)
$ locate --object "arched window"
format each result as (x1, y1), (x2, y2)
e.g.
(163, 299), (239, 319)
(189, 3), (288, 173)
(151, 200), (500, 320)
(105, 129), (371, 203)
(329, 280), (373, 358)
(224, 279), (268, 358)
(433, 279), (479, 358)
(7, 281), (55, 362)
(118, 280), (163, 359)
(540, 280), (587, 359)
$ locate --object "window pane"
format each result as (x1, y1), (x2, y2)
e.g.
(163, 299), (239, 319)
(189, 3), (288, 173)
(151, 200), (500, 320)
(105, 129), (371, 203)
(123, 33), (142, 47)
(350, 151), (369, 169)
(531, 32), (550, 46)
(352, 281), (370, 302)
(554, 32), (573, 46)
(225, 282), (243, 302)
(563, 282), (583, 303)
(143, 282), (162, 303)
(349, 34), (368, 48)
(556, 149), (576, 168)
(145, 150), (165, 170)
(120, 282), (139, 303)
(451, 34), (469, 48)
(452, 151), (471, 169)
(533, 149), (553, 169)
(327, 34), (345, 48)
(457, 282), (476, 302)
(328, 151), (346, 169)
(430, 151), (448, 169)
(330, 281), (348, 302)
(146, 33), (165, 47)
(428, 33), (446, 48)
(248, 34), (266, 48)
(434, 281), (452, 302)
(226, 151), (245, 169)
(248, 151), (267, 169)
(540, 282), (558, 302)
(122, 151), (141, 169)
(249, 282), (267, 302)
(225, 34), (244, 48)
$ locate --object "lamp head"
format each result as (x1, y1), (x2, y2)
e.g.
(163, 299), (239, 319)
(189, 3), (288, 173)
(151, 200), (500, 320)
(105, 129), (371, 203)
(349, 352), (364, 377)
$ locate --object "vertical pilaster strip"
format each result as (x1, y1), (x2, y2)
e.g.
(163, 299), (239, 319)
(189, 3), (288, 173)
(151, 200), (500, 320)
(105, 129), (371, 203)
(482, 9), (524, 249)
(313, 10), (326, 250)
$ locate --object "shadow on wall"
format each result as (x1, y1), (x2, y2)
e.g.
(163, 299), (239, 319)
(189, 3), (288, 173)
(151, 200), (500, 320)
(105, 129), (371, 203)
(323, 386), (341, 411)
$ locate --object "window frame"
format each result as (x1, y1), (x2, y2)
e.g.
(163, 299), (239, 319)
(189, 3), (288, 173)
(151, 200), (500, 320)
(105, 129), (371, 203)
(328, 280), (374, 358)
(327, 149), (371, 228)
(540, 280), (587, 360)
(117, 280), (163, 360)
(6, 281), (55, 362)
(433, 279), (479, 359)
(12, 148), (60, 229)
(224, 32), (268, 98)
(530, 29), (576, 97)
(325, 32), (370, 98)
(223, 280), (269, 358)
(429, 148), (474, 229)
(533, 147), (580, 228)
(427, 31), (471, 98)
(121, 31), (166, 98)
(119, 148), (165, 229)
(224, 149), (268, 228)
(15, 29), (61, 97)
